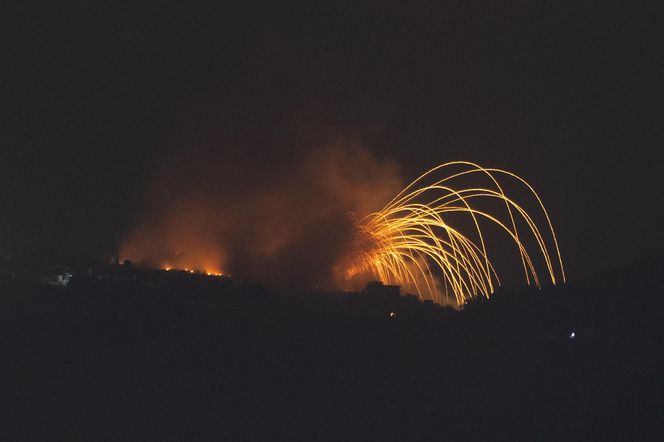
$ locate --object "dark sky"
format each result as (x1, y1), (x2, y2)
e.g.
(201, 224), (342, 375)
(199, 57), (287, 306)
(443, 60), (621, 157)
(2, 1), (662, 281)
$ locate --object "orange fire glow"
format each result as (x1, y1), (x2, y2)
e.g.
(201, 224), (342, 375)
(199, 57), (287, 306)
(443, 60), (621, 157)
(119, 144), (402, 290)
(160, 264), (224, 276)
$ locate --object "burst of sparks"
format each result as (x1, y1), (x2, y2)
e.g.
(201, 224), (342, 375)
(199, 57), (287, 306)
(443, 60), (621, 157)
(345, 161), (565, 306)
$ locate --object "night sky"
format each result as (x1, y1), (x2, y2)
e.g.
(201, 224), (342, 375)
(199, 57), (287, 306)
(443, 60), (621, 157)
(2, 1), (662, 282)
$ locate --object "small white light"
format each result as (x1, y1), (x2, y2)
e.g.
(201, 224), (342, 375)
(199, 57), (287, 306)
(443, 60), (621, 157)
(569, 331), (576, 339)
(389, 312), (396, 318)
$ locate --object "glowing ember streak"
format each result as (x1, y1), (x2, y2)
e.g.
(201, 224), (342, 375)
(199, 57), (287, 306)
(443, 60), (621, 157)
(344, 161), (565, 306)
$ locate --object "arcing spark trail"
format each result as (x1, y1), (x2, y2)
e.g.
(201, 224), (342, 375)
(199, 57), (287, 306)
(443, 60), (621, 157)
(344, 161), (565, 306)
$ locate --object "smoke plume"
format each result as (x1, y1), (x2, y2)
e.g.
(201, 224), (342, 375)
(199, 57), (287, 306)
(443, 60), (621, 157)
(120, 140), (402, 290)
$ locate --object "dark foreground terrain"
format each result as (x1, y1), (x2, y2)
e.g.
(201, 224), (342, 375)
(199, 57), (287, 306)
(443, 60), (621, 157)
(1, 260), (662, 440)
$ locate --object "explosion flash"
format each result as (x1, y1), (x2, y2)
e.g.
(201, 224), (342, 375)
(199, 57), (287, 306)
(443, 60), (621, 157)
(343, 161), (565, 306)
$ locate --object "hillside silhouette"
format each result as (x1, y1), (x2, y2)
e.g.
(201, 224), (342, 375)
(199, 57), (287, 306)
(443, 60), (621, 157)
(1, 258), (662, 440)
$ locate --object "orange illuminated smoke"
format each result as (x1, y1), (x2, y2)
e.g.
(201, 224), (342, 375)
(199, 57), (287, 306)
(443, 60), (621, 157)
(344, 161), (565, 306)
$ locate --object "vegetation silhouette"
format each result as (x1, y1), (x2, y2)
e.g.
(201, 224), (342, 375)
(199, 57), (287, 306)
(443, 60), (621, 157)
(0, 258), (661, 439)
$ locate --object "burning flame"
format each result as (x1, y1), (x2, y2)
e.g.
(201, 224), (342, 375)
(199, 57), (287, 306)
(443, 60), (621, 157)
(161, 264), (224, 277)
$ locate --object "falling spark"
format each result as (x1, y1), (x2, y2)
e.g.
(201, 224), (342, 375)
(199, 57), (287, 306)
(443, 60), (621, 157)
(344, 161), (565, 306)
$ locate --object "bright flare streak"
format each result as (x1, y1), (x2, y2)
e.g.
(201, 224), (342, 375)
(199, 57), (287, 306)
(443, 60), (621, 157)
(344, 161), (565, 306)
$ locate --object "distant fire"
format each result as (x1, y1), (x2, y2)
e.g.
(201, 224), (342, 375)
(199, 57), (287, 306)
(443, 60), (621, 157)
(119, 206), (228, 281)
(162, 265), (224, 277)
(119, 144), (402, 290)
(119, 142), (566, 307)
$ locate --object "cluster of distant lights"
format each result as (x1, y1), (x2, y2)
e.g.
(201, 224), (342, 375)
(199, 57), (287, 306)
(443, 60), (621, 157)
(162, 266), (226, 277)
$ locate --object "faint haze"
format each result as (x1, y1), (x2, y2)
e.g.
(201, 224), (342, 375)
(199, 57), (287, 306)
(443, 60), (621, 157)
(120, 140), (402, 289)
(2, 2), (662, 282)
